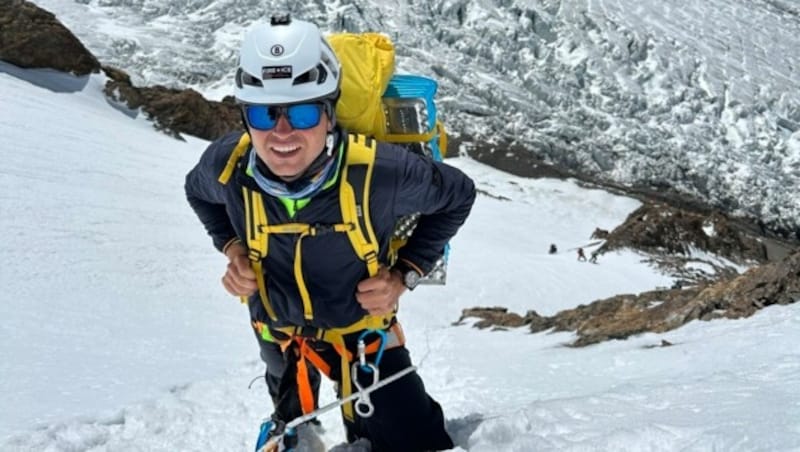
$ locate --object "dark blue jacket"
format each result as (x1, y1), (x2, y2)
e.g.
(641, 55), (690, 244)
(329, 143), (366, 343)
(185, 130), (475, 329)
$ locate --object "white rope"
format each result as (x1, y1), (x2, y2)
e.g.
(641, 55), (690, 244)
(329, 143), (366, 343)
(257, 365), (417, 452)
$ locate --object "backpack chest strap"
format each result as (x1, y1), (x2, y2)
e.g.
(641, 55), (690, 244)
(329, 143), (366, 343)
(244, 187), (357, 321)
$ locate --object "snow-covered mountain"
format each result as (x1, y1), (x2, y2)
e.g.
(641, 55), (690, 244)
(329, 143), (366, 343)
(3, 62), (800, 451)
(32, 0), (800, 238)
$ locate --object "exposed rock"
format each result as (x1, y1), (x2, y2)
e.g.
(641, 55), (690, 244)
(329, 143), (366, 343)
(527, 310), (554, 333)
(590, 202), (771, 284)
(104, 71), (242, 141)
(601, 202), (767, 262)
(102, 65), (131, 85)
(1, 1), (240, 141)
(458, 250), (800, 347)
(0, 0), (100, 75)
(693, 249), (800, 318)
(454, 307), (531, 329)
(591, 228), (609, 240)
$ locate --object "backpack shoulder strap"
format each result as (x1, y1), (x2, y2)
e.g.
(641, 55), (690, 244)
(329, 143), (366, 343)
(242, 186), (278, 321)
(218, 132), (251, 185)
(340, 134), (380, 277)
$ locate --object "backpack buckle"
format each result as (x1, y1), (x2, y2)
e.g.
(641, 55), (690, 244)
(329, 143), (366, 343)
(248, 249), (262, 261)
(310, 223), (335, 236)
(294, 325), (322, 339)
(364, 250), (378, 265)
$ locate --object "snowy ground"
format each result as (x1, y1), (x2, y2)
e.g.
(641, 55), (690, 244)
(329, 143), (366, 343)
(1, 65), (799, 451)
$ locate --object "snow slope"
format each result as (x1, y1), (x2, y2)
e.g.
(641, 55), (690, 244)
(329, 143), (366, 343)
(1, 63), (799, 451)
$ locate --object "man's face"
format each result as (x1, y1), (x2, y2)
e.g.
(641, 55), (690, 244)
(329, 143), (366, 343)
(247, 105), (331, 182)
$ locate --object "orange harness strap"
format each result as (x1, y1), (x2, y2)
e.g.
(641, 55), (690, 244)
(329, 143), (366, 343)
(279, 323), (406, 418)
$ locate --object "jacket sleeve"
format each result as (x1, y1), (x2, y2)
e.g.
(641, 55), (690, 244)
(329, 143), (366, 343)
(389, 147), (476, 275)
(184, 133), (241, 252)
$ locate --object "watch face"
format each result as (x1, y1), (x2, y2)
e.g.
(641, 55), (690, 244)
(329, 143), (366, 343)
(404, 270), (421, 289)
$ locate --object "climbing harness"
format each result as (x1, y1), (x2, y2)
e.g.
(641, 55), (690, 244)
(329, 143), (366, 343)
(271, 321), (404, 422)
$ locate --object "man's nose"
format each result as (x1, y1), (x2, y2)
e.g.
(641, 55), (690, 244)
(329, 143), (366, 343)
(272, 114), (293, 134)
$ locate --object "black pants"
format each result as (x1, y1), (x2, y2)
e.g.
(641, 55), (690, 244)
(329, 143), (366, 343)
(254, 332), (453, 452)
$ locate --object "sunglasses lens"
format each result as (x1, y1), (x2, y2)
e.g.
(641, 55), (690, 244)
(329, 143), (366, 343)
(245, 105), (278, 130)
(244, 103), (323, 130)
(286, 103), (322, 129)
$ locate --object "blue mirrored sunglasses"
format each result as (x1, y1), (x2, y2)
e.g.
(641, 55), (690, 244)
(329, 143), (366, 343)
(244, 103), (323, 131)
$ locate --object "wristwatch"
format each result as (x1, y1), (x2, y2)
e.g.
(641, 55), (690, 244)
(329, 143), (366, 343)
(393, 261), (422, 291)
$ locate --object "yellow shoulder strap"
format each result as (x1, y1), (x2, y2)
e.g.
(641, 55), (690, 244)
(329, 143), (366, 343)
(218, 133), (251, 185)
(340, 134), (380, 277)
(242, 186), (278, 321)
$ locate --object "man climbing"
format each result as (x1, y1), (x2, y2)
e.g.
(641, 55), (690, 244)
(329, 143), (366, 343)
(185, 16), (475, 452)
(577, 247), (587, 261)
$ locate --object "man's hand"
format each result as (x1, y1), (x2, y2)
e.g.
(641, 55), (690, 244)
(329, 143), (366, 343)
(356, 265), (406, 316)
(222, 241), (258, 296)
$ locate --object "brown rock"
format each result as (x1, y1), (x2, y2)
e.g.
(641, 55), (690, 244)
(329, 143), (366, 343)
(102, 65), (131, 85)
(456, 307), (530, 329)
(694, 250), (800, 318)
(0, 0), (100, 75)
(591, 228), (609, 239)
(1, 0), (240, 141)
(104, 75), (243, 141)
(457, 250), (800, 347)
(601, 203), (767, 263)
(525, 310), (553, 333)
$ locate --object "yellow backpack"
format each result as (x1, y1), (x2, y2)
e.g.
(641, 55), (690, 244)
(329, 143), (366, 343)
(327, 33), (395, 139)
(329, 32), (447, 157)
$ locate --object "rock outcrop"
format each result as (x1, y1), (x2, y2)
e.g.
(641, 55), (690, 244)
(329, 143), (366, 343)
(1, 1), (240, 141)
(457, 250), (800, 346)
(0, 0), (100, 75)
(600, 202), (767, 262)
(589, 202), (770, 285)
(104, 68), (242, 141)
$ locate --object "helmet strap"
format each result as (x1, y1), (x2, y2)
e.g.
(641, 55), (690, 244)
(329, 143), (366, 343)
(323, 97), (337, 129)
(239, 109), (250, 137)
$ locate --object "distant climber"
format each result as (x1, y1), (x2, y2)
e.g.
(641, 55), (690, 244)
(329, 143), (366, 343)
(548, 243), (558, 254)
(589, 251), (598, 264)
(577, 248), (586, 261)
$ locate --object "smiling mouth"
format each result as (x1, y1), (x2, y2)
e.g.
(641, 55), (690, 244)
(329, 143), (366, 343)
(271, 145), (300, 154)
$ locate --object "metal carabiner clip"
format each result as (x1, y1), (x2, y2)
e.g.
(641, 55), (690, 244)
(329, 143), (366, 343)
(352, 361), (379, 418)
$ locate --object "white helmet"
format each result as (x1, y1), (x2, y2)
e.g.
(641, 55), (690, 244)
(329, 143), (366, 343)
(234, 15), (341, 105)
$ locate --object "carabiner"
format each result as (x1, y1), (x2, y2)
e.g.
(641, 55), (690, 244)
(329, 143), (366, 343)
(352, 361), (379, 417)
(356, 329), (388, 373)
